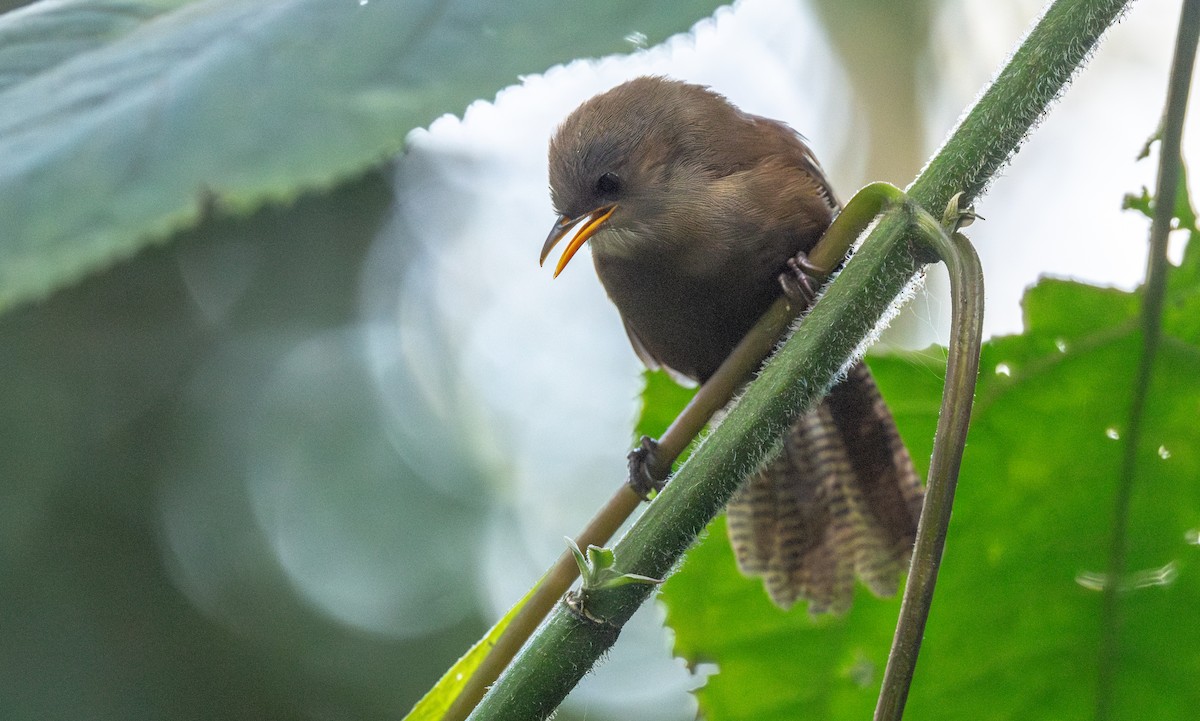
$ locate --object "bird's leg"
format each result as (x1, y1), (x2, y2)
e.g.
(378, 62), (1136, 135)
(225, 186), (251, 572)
(627, 436), (666, 499)
(634, 183), (924, 500)
(776, 182), (916, 309)
(778, 252), (822, 307)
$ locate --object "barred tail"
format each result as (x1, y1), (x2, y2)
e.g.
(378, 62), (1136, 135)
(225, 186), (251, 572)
(726, 361), (923, 613)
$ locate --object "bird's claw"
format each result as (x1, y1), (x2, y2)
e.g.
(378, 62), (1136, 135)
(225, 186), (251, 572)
(778, 252), (823, 308)
(627, 436), (667, 499)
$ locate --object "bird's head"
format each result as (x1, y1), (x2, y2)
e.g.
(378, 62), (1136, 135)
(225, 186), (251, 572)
(540, 76), (743, 277)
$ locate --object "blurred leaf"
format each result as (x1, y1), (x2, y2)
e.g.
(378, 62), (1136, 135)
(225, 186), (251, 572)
(662, 240), (1200, 719)
(0, 3), (731, 717)
(0, 169), (493, 720)
(1123, 187), (1153, 217)
(404, 583), (536, 721)
(1133, 158), (1200, 340)
(1122, 160), (1196, 232)
(0, 0), (725, 312)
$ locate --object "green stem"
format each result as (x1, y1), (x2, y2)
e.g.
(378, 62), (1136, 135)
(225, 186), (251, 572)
(441, 180), (905, 721)
(440, 488), (642, 721)
(464, 0), (1133, 717)
(1097, 1), (1199, 718)
(875, 206), (984, 721)
(443, 184), (909, 721)
(468, 200), (923, 721)
(651, 180), (907, 475)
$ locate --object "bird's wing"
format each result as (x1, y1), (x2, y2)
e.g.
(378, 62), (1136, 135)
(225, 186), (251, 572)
(750, 116), (841, 212)
(621, 317), (698, 387)
(622, 316), (659, 370)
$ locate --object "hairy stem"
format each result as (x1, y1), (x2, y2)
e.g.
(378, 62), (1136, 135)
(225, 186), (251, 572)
(464, 0), (1134, 717)
(875, 207), (984, 721)
(441, 184), (906, 721)
(468, 200), (922, 721)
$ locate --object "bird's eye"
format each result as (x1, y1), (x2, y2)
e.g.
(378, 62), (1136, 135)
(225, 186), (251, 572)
(594, 172), (622, 197)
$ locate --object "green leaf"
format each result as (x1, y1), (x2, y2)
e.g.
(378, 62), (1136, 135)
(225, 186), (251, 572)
(664, 514), (905, 719)
(634, 369), (698, 441)
(568, 538), (661, 593)
(586, 544), (616, 573)
(566, 535), (590, 578)
(662, 256), (1200, 719)
(403, 582), (537, 721)
(598, 571), (663, 589)
(1121, 162), (1196, 232)
(0, 0), (724, 312)
(1122, 188), (1153, 218)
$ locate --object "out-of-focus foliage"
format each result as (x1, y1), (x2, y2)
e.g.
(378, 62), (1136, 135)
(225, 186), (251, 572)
(0, 0), (725, 311)
(0, 171), (487, 719)
(3, 0), (1186, 717)
(404, 581), (537, 721)
(660, 183), (1200, 720)
(0, 2), (727, 718)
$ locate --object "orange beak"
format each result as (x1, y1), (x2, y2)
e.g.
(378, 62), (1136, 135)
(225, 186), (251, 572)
(539, 205), (616, 278)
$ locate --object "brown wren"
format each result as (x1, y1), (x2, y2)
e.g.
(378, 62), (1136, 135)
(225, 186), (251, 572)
(540, 76), (923, 613)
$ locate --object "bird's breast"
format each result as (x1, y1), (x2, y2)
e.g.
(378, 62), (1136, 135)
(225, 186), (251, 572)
(592, 245), (782, 383)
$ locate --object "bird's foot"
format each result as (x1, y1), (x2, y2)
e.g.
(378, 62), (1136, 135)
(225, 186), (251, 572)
(778, 252), (823, 308)
(627, 436), (667, 500)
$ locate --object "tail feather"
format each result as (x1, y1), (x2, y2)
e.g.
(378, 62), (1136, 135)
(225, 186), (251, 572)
(727, 361), (923, 613)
